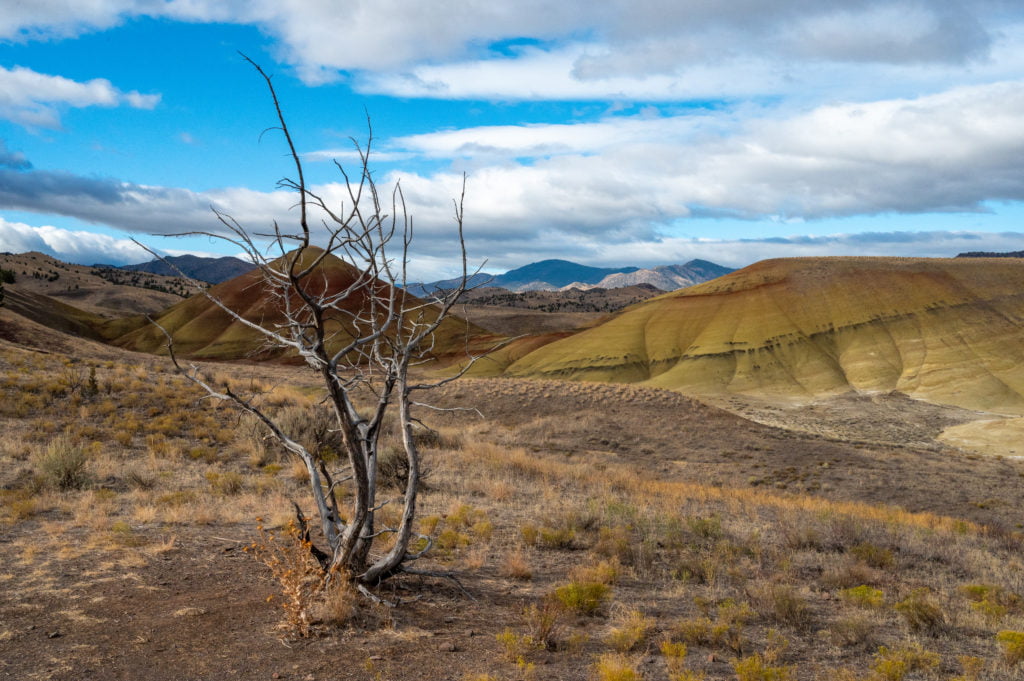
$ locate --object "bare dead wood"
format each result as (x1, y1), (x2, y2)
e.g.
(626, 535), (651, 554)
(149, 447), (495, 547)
(140, 56), (498, 605)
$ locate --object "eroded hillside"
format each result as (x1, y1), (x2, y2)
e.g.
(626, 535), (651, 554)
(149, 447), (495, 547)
(499, 257), (1024, 415)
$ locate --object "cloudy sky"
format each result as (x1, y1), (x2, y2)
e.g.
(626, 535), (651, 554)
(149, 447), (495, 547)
(1, 1), (1023, 279)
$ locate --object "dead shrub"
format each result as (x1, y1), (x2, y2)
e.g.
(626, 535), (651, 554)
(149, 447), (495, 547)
(245, 519), (326, 637)
(849, 542), (895, 569)
(523, 596), (568, 650)
(501, 549), (532, 580)
(606, 607), (655, 653)
(747, 582), (813, 631)
(829, 614), (878, 649)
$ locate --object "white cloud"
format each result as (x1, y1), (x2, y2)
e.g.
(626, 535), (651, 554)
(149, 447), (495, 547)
(0, 217), (151, 264)
(0, 1), (1018, 89)
(379, 111), (729, 160)
(5, 78), (1024, 265)
(0, 65), (160, 129)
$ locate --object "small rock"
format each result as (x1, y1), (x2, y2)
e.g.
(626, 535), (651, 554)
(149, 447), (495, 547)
(442, 641), (458, 652)
(707, 653), (717, 663)
(47, 631), (61, 639)
(271, 674), (281, 680)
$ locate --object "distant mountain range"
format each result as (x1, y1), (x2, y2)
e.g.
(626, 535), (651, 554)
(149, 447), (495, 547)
(565, 260), (734, 291)
(409, 258), (732, 295)
(119, 254), (256, 284)
(957, 250), (1024, 258)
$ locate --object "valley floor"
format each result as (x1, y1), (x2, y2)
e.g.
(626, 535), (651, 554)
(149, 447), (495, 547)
(2, 332), (1023, 680)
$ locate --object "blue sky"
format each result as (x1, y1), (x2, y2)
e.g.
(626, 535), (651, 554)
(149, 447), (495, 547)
(1, 2), (1023, 280)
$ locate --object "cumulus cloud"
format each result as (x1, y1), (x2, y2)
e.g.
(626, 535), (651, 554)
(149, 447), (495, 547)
(0, 1), (1016, 88)
(5, 77), (1024, 266)
(363, 79), (1024, 256)
(0, 65), (160, 129)
(0, 218), (152, 265)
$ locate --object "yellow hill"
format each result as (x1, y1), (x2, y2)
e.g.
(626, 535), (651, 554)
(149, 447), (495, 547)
(502, 257), (1024, 413)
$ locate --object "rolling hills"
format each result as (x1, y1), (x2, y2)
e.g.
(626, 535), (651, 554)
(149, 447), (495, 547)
(495, 257), (1024, 414)
(110, 247), (488, 361)
(0, 251), (191, 317)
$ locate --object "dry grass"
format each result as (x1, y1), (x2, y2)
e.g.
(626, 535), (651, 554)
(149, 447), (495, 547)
(2, 342), (1024, 679)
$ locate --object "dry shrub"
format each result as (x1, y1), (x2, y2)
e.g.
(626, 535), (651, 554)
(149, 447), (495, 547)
(570, 557), (622, 585)
(829, 614), (878, 649)
(893, 588), (945, 635)
(34, 433), (88, 490)
(821, 558), (883, 589)
(377, 443), (411, 489)
(672, 599), (751, 654)
(273, 404), (341, 461)
(495, 628), (537, 662)
(537, 525), (576, 549)
(245, 519), (326, 636)
(593, 653), (641, 681)
(501, 549), (532, 580)
(315, 572), (357, 627)
(747, 582), (813, 631)
(124, 468), (156, 490)
(849, 542), (895, 570)
(959, 584), (1020, 623)
(205, 471), (244, 496)
(606, 607), (655, 653)
(411, 425), (462, 451)
(523, 596), (568, 651)
(660, 640), (705, 680)
(1, 489), (38, 521)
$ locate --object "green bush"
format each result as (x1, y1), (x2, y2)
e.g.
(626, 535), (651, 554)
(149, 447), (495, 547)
(733, 653), (794, 681)
(871, 643), (940, 681)
(840, 585), (885, 609)
(996, 630), (1024, 666)
(554, 580), (609, 615)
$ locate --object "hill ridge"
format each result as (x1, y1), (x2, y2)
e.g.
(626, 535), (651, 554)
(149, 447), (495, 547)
(497, 257), (1024, 414)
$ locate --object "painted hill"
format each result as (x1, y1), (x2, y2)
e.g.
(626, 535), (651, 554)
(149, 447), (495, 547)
(496, 257), (1024, 414)
(121, 254), (256, 284)
(111, 248), (486, 361)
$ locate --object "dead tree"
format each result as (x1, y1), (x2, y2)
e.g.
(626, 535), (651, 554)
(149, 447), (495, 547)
(151, 57), (481, 598)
